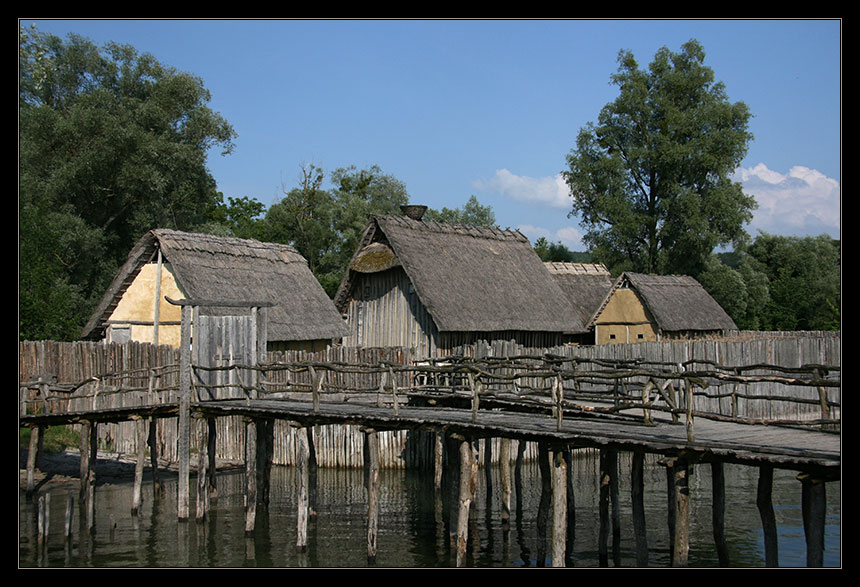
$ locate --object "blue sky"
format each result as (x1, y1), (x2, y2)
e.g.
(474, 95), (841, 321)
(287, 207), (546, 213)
(22, 19), (841, 250)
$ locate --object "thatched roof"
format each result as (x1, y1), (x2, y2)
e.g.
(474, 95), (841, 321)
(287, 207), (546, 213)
(82, 229), (348, 342)
(545, 263), (615, 328)
(591, 272), (738, 333)
(334, 215), (587, 334)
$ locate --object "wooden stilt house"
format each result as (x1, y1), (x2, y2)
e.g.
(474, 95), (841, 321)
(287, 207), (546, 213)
(333, 206), (588, 357)
(81, 229), (348, 350)
(589, 272), (738, 344)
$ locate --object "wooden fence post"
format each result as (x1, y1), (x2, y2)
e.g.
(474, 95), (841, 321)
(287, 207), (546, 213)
(177, 304), (192, 521)
(365, 428), (379, 564)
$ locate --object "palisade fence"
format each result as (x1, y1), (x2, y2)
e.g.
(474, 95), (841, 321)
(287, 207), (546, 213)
(19, 331), (840, 469)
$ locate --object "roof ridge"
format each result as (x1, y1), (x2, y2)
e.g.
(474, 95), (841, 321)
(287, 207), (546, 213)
(374, 214), (527, 242)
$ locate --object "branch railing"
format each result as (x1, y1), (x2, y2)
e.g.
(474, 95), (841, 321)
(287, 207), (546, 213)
(20, 354), (840, 440)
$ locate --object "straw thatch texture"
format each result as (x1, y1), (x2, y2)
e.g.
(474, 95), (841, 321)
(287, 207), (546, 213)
(593, 272), (738, 334)
(545, 263), (614, 328)
(82, 229), (347, 344)
(336, 215), (586, 336)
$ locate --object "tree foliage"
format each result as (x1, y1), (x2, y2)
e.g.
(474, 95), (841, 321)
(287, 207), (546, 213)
(19, 25), (236, 340)
(424, 195), (496, 227)
(564, 40), (756, 276)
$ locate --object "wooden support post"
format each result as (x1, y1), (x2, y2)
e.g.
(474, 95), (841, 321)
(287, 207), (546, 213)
(296, 426), (310, 552)
(671, 459), (691, 567)
(537, 442), (551, 566)
(244, 418), (257, 534)
(79, 420), (97, 533)
(208, 418), (217, 495)
(563, 448), (576, 566)
(26, 424), (43, 497)
(147, 418), (162, 494)
(258, 419), (274, 506)
(550, 446), (567, 567)
(756, 464), (779, 567)
(177, 304), (192, 521)
(434, 429), (444, 492)
(499, 438), (512, 526)
(598, 447), (621, 566)
(456, 436), (477, 567)
(665, 461), (676, 566)
(365, 429), (379, 564)
(711, 461), (730, 566)
(799, 473), (826, 567)
(132, 416), (146, 515)
(196, 416), (209, 521)
(631, 450), (648, 567)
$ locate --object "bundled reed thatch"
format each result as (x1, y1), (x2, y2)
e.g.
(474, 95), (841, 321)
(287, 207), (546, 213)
(82, 229), (348, 346)
(545, 262), (614, 329)
(592, 272), (738, 336)
(335, 213), (586, 341)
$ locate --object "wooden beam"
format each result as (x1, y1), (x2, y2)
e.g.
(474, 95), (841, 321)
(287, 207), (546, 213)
(550, 446), (567, 567)
(365, 429), (380, 564)
(757, 464), (779, 567)
(799, 473), (827, 567)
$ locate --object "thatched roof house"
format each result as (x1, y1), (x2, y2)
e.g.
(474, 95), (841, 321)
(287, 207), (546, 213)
(589, 272), (738, 344)
(82, 229), (348, 350)
(545, 262), (614, 342)
(333, 207), (587, 357)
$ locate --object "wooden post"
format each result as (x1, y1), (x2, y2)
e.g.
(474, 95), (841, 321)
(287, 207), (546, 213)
(79, 420), (97, 533)
(598, 447), (621, 566)
(537, 442), (551, 566)
(64, 491), (74, 541)
(244, 417), (257, 534)
(563, 448), (576, 566)
(456, 436), (477, 567)
(665, 460), (676, 567)
(147, 417), (162, 494)
(131, 416), (146, 515)
(799, 473), (826, 567)
(499, 438), (512, 526)
(434, 429), (444, 492)
(177, 304), (192, 521)
(550, 447), (567, 567)
(598, 448), (610, 567)
(258, 419), (274, 506)
(756, 464), (779, 567)
(711, 461), (730, 566)
(196, 416), (209, 521)
(365, 429), (379, 563)
(26, 424), (43, 497)
(672, 459), (691, 567)
(296, 426), (310, 552)
(207, 418), (217, 495)
(631, 450), (648, 567)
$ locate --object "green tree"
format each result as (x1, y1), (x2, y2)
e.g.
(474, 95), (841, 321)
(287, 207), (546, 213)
(697, 254), (770, 330)
(747, 234), (840, 331)
(563, 40), (756, 276)
(425, 195), (496, 227)
(19, 25), (237, 340)
(261, 164), (410, 297)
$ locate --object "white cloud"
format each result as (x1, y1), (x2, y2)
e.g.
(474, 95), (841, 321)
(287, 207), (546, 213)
(734, 163), (841, 238)
(473, 169), (571, 209)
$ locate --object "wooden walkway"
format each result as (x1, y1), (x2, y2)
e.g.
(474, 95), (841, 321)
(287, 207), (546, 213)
(20, 351), (841, 568)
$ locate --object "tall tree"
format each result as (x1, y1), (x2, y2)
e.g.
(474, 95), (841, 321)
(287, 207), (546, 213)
(19, 25), (236, 340)
(564, 40), (756, 276)
(262, 164), (410, 297)
(425, 195), (496, 227)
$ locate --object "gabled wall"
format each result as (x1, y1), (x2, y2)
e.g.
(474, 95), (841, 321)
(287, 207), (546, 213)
(593, 288), (659, 344)
(106, 262), (185, 347)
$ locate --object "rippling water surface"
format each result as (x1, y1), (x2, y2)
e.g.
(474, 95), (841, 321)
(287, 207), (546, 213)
(19, 452), (840, 568)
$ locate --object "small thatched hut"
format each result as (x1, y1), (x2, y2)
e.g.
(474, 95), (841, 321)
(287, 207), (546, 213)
(589, 272), (738, 344)
(81, 229), (348, 350)
(545, 262), (614, 344)
(333, 207), (587, 357)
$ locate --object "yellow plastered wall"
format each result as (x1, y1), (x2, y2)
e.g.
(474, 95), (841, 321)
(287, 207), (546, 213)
(106, 262), (185, 347)
(593, 288), (659, 344)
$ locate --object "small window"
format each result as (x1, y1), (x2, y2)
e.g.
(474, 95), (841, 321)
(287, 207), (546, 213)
(637, 333), (644, 340)
(609, 334), (616, 340)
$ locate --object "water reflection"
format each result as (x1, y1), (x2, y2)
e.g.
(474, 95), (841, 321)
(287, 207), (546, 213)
(19, 451), (840, 568)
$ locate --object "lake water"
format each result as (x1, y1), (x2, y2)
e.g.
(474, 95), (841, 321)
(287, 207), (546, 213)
(19, 451), (840, 568)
